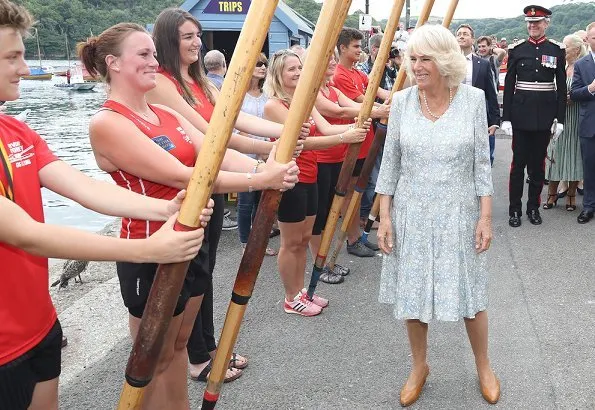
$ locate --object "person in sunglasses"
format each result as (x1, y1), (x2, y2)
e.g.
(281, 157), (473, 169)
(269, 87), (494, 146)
(235, 54), (278, 255)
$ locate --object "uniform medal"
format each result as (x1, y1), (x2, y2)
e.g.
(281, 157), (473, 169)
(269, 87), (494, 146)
(541, 55), (557, 68)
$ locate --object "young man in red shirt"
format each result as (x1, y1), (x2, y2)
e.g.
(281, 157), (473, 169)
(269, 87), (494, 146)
(333, 27), (390, 258)
(0, 2), (211, 409)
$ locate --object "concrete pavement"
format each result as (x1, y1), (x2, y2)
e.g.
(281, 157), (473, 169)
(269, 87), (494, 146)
(54, 136), (594, 409)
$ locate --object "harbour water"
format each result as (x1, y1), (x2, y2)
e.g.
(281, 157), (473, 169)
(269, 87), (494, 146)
(4, 60), (114, 232)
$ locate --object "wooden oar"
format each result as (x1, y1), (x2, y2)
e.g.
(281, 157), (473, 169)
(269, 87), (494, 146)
(201, 1), (353, 408)
(323, 0), (462, 275)
(115, 1), (279, 408)
(306, 0), (406, 299)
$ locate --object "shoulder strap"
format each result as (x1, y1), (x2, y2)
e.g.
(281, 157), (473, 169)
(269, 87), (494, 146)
(0, 139), (15, 202)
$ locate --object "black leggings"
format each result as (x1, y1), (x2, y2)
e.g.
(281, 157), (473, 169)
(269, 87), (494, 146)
(313, 162), (342, 235)
(187, 194), (224, 364)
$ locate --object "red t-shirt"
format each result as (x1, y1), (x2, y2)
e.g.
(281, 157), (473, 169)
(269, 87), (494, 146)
(332, 64), (375, 159)
(316, 86), (348, 164)
(0, 114), (59, 365)
(102, 101), (196, 239)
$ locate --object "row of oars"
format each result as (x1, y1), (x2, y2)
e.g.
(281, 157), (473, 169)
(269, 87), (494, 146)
(116, 0), (460, 408)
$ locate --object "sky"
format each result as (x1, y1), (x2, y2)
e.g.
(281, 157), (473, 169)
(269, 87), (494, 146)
(315, 0), (590, 20)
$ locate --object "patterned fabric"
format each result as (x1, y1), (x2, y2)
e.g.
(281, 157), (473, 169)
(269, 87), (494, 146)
(545, 77), (583, 181)
(375, 85), (493, 323)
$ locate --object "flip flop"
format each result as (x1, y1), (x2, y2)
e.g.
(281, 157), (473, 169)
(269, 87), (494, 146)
(229, 352), (248, 369)
(190, 360), (243, 383)
(265, 247), (278, 256)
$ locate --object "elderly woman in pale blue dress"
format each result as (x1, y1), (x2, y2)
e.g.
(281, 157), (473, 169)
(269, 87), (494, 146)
(375, 25), (499, 406)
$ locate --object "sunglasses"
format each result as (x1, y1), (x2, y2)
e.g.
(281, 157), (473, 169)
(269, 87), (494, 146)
(256, 61), (268, 68)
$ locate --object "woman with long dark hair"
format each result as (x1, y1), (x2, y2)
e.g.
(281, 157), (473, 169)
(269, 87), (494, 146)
(147, 8), (307, 384)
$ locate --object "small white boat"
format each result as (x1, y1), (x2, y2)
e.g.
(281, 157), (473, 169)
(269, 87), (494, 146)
(53, 65), (96, 91)
(54, 82), (96, 91)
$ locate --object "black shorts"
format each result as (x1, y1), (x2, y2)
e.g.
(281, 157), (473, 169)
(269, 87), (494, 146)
(278, 182), (318, 223)
(313, 162), (342, 235)
(0, 320), (62, 410)
(352, 158), (365, 177)
(117, 260), (192, 318)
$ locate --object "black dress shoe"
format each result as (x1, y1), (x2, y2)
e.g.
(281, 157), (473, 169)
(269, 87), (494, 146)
(509, 212), (522, 227)
(527, 209), (542, 225)
(577, 210), (594, 224)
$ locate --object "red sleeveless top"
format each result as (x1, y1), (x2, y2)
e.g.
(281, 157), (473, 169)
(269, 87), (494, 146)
(102, 100), (196, 239)
(279, 100), (317, 184)
(158, 68), (214, 121)
(316, 86), (348, 164)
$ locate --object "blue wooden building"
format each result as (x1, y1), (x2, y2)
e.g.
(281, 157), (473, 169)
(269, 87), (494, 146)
(179, 0), (314, 59)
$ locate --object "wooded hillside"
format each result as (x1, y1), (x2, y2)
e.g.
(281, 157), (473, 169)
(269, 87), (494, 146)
(14, 0), (594, 59)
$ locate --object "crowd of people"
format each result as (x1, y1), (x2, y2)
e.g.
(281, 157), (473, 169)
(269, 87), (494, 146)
(1, 0), (595, 408)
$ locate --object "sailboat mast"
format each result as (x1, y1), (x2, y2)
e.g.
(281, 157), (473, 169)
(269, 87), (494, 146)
(35, 28), (42, 68)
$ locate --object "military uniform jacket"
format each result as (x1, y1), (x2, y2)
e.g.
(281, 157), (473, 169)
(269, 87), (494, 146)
(502, 37), (567, 131)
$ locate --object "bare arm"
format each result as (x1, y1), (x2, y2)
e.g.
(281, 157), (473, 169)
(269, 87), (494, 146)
(264, 101), (367, 150)
(39, 161), (173, 221)
(315, 91), (360, 119)
(146, 74), (273, 155)
(0, 196), (204, 263)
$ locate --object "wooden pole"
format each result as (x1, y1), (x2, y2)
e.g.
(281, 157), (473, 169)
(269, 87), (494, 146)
(115, 1), (279, 408)
(306, 0), (406, 299)
(201, 1), (353, 408)
(324, 0), (462, 274)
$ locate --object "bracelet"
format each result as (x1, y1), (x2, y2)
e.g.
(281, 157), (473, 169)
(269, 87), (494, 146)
(339, 134), (344, 143)
(348, 124), (355, 131)
(246, 172), (254, 193)
(253, 159), (264, 174)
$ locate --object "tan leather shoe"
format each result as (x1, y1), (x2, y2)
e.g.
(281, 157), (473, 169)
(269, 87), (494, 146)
(480, 375), (501, 404)
(399, 365), (430, 407)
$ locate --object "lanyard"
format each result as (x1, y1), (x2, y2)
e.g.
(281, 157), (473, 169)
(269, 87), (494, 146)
(0, 140), (14, 202)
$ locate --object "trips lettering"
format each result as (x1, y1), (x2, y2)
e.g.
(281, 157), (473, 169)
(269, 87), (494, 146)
(219, 1), (242, 13)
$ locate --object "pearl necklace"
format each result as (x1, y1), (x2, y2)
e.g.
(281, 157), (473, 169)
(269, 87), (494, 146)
(422, 88), (453, 120)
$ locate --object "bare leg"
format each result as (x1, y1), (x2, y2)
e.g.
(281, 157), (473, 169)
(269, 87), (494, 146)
(464, 311), (497, 385)
(546, 181), (560, 206)
(28, 377), (58, 410)
(404, 320), (429, 386)
(278, 220), (308, 301)
(308, 233), (322, 259)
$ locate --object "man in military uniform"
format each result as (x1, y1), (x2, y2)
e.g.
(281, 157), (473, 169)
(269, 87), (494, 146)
(501, 5), (566, 227)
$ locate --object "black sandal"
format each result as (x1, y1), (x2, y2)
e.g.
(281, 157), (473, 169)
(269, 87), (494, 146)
(543, 194), (558, 209)
(190, 360), (243, 383)
(566, 195), (576, 211)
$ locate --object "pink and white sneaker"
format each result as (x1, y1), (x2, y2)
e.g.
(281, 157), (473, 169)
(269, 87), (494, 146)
(284, 292), (322, 316)
(300, 288), (329, 308)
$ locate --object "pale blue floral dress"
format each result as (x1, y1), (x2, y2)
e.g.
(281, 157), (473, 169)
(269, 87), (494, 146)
(375, 85), (494, 323)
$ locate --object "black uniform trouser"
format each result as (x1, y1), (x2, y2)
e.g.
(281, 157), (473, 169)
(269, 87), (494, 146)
(509, 129), (550, 216)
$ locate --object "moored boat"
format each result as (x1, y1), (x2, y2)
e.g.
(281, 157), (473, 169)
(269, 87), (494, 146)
(22, 67), (53, 80)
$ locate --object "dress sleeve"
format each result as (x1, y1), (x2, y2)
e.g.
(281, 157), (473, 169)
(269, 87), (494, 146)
(375, 92), (402, 197)
(472, 91), (494, 197)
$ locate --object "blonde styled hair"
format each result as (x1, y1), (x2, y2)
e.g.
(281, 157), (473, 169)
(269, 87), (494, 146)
(263, 49), (302, 106)
(564, 34), (588, 60)
(404, 24), (467, 88)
